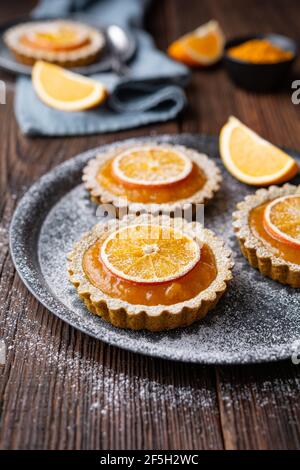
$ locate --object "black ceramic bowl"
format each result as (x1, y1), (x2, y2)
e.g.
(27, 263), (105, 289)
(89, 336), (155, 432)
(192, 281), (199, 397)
(223, 34), (298, 92)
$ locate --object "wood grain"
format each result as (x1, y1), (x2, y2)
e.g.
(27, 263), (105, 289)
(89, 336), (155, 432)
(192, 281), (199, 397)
(1, 0), (300, 450)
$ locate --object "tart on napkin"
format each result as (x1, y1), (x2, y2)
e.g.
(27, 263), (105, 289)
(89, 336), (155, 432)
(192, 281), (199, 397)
(83, 143), (222, 213)
(4, 20), (104, 67)
(233, 184), (300, 287)
(67, 214), (233, 331)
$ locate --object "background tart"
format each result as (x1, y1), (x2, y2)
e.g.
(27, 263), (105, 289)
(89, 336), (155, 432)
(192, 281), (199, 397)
(67, 214), (233, 331)
(83, 142), (222, 213)
(4, 20), (105, 67)
(233, 184), (300, 287)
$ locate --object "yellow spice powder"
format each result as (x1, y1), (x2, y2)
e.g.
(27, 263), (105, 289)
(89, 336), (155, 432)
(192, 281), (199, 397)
(228, 39), (293, 63)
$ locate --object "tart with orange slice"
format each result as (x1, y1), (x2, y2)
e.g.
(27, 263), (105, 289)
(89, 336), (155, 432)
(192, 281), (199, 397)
(4, 20), (104, 67)
(83, 143), (222, 213)
(67, 214), (233, 331)
(233, 184), (300, 288)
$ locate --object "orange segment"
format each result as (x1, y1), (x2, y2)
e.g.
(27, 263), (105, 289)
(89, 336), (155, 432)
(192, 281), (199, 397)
(168, 20), (225, 66)
(112, 146), (192, 187)
(100, 224), (201, 284)
(264, 195), (300, 248)
(220, 116), (299, 186)
(32, 61), (107, 111)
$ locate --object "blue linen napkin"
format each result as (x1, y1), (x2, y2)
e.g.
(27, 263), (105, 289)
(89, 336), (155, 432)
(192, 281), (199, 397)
(15, 0), (189, 136)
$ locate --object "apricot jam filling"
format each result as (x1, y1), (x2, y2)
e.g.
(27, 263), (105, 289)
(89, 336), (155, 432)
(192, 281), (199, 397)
(249, 202), (300, 265)
(96, 159), (207, 204)
(82, 236), (217, 306)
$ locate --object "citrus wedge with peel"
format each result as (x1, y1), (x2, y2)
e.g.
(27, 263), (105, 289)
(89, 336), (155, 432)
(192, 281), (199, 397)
(32, 61), (107, 111)
(112, 146), (192, 187)
(264, 195), (300, 248)
(100, 224), (201, 284)
(167, 20), (225, 66)
(219, 116), (299, 186)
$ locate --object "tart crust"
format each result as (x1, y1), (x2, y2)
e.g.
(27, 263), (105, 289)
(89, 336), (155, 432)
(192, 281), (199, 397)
(233, 184), (300, 288)
(67, 214), (233, 331)
(83, 143), (222, 214)
(4, 20), (105, 67)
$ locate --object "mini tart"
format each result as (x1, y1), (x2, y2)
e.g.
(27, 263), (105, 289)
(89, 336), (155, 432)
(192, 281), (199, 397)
(233, 184), (300, 288)
(83, 143), (222, 213)
(67, 214), (233, 331)
(4, 20), (104, 67)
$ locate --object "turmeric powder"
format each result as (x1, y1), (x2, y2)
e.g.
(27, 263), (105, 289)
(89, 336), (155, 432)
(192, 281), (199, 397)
(228, 39), (293, 63)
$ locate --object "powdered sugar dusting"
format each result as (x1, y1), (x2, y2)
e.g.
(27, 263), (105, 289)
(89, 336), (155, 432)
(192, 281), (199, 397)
(10, 135), (300, 364)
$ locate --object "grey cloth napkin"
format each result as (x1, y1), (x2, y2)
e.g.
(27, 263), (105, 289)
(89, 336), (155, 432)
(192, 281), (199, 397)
(14, 0), (189, 136)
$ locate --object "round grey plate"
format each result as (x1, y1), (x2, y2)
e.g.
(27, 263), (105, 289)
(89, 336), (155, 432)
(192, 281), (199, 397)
(9, 134), (300, 365)
(0, 17), (136, 76)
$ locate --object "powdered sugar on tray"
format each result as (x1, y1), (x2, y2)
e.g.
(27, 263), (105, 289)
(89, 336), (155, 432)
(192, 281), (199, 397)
(9, 135), (300, 364)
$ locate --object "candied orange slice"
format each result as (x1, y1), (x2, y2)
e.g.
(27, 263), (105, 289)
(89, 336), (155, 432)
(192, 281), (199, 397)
(167, 20), (225, 66)
(32, 61), (107, 111)
(220, 116), (299, 186)
(100, 224), (201, 284)
(112, 146), (192, 188)
(264, 195), (300, 248)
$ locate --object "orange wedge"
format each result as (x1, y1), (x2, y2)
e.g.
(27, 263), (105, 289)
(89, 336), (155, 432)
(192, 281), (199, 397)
(32, 61), (107, 111)
(100, 224), (201, 284)
(167, 20), (225, 66)
(264, 195), (300, 248)
(112, 145), (192, 188)
(219, 116), (299, 186)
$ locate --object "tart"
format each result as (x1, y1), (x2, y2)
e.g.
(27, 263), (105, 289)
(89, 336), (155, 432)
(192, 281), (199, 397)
(83, 143), (222, 213)
(4, 20), (104, 67)
(233, 184), (300, 287)
(67, 214), (233, 331)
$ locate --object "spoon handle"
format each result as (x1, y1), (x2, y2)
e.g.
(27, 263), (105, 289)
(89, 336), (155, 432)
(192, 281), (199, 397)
(110, 55), (130, 76)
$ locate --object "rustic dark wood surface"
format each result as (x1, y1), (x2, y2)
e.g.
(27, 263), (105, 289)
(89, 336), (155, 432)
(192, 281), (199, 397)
(1, 0), (300, 450)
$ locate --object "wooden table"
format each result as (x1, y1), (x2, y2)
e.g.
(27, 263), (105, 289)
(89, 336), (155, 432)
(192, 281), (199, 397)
(1, 0), (300, 450)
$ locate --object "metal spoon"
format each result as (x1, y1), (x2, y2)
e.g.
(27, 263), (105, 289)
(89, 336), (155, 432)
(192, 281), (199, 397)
(106, 24), (131, 76)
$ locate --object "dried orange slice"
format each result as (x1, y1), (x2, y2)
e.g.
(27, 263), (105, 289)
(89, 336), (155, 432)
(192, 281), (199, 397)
(100, 224), (201, 284)
(112, 145), (192, 187)
(167, 20), (225, 66)
(220, 116), (299, 186)
(32, 61), (107, 111)
(264, 195), (300, 248)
